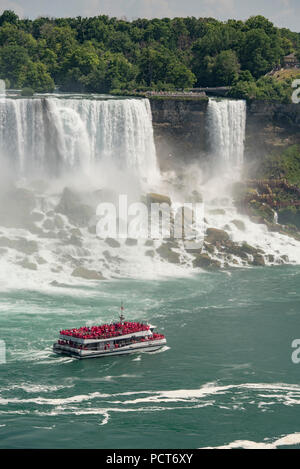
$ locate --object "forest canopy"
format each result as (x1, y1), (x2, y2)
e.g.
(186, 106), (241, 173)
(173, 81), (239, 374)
(0, 10), (299, 98)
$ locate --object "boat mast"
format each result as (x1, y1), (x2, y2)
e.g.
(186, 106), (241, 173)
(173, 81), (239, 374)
(120, 302), (125, 323)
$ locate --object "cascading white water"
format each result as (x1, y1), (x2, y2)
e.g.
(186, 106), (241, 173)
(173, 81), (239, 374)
(0, 97), (159, 184)
(0, 80), (5, 97)
(207, 98), (246, 173)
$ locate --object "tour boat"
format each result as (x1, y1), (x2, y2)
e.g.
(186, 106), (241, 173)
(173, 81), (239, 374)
(53, 310), (166, 359)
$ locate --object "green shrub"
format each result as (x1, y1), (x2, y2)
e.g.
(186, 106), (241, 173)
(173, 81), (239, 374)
(21, 87), (34, 96)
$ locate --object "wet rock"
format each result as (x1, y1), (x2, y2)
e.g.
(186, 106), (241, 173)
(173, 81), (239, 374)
(0, 237), (38, 255)
(205, 228), (230, 244)
(103, 250), (124, 263)
(68, 235), (82, 247)
(70, 228), (82, 237)
(105, 237), (121, 248)
(125, 238), (138, 246)
(36, 256), (47, 265)
(250, 215), (266, 225)
(18, 258), (38, 270)
(43, 218), (55, 231)
(51, 266), (63, 273)
(240, 242), (261, 256)
(267, 254), (275, 263)
(71, 267), (104, 280)
(193, 253), (221, 269)
(231, 219), (246, 231)
(252, 254), (265, 266)
(56, 188), (94, 227)
(222, 241), (249, 260)
(281, 255), (289, 263)
(50, 280), (69, 287)
(145, 250), (155, 258)
(203, 242), (215, 255)
(157, 242), (180, 264)
(190, 190), (203, 203)
(144, 239), (154, 247)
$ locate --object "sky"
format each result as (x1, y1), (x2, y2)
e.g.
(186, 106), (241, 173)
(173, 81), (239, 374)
(0, 0), (299, 32)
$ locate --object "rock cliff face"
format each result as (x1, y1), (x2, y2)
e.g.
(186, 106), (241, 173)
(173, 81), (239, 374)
(149, 98), (209, 171)
(245, 100), (300, 172)
(150, 98), (300, 172)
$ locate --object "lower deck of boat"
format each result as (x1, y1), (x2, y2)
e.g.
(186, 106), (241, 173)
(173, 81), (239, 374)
(53, 339), (166, 359)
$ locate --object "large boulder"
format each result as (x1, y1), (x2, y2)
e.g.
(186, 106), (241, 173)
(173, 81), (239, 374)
(105, 237), (121, 248)
(125, 238), (138, 246)
(193, 253), (221, 269)
(205, 228), (230, 245)
(56, 188), (94, 227)
(252, 254), (265, 266)
(156, 242), (180, 264)
(71, 267), (104, 280)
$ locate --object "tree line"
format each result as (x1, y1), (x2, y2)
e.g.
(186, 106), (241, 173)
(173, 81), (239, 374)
(0, 10), (299, 99)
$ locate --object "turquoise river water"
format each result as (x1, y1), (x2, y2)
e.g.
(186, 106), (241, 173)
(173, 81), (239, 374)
(1, 266), (300, 449)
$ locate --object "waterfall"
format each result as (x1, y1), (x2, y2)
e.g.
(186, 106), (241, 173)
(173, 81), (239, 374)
(0, 97), (159, 183)
(207, 98), (246, 173)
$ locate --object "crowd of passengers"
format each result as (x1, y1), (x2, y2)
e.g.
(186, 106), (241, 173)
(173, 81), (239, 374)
(57, 333), (165, 350)
(60, 321), (150, 340)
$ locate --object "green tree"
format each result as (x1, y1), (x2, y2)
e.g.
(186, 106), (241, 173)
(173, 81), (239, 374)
(214, 50), (240, 85)
(0, 10), (19, 27)
(0, 44), (30, 86)
(21, 61), (55, 92)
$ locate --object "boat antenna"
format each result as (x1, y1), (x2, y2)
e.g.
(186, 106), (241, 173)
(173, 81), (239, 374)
(120, 302), (125, 323)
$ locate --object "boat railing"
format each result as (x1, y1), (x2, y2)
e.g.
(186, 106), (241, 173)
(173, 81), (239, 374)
(57, 333), (165, 351)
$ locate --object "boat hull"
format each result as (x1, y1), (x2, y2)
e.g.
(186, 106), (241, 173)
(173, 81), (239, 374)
(53, 339), (166, 359)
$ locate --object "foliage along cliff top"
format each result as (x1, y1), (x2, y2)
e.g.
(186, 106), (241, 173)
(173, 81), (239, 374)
(0, 10), (299, 100)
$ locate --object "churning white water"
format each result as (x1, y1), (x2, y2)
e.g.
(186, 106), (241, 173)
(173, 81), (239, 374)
(207, 98), (246, 173)
(0, 97), (159, 183)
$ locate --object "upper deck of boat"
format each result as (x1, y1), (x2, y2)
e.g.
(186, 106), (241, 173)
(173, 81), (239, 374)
(59, 321), (152, 344)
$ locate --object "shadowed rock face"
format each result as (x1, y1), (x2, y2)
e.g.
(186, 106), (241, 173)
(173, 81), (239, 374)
(56, 188), (94, 227)
(150, 98), (300, 176)
(245, 100), (300, 174)
(150, 98), (209, 171)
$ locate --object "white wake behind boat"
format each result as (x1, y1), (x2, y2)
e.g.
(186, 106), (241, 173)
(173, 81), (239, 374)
(53, 311), (166, 359)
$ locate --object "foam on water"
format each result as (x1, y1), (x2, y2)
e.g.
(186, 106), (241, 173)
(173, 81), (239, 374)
(203, 432), (300, 449)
